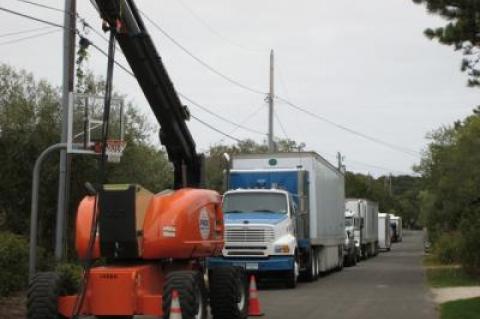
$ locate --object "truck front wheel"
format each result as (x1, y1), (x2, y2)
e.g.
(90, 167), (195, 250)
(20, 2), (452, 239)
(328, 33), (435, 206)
(209, 267), (248, 319)
(285, 261), (298, 289)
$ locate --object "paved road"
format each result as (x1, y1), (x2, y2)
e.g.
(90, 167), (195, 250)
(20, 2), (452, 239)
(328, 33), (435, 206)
(258, 230), (437, 319)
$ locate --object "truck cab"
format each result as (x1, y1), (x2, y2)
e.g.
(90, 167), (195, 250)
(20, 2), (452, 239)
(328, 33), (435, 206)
(345, 210), (362, 262)
(222, 189), (298, 260)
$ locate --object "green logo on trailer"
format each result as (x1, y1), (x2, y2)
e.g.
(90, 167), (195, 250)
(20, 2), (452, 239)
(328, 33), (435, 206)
(268, 158), (278, 166)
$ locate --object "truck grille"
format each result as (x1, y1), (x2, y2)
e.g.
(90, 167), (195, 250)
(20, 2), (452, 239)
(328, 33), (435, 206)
(225, 228), (275, 243)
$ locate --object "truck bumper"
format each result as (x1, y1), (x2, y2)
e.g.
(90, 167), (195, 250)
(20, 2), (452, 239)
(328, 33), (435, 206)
(207, 256), (295, 272)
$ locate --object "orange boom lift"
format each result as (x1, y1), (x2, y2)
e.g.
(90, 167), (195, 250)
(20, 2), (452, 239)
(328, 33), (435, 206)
(27, 1), (248, 318)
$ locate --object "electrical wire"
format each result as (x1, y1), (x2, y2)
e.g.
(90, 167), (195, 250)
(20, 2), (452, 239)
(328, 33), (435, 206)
(14, 0), (66, 14)
(0, 28), (60, 46)
(0, 6), (65, 29)
(176, 0), (266, 54)
(140, 10), (266, 96)
(190, 114), (242, 142)
(274, 111), (289, 140)
(0, 25), (52, 38)
(88, 41), (246, 143)
(276, 96), (421, 158)
(178, 93), (266, 136)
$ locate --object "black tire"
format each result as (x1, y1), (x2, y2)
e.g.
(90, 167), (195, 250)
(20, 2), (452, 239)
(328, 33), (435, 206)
(27, 272), (66, 319)
(285, 267), (297, 289)
(209, 267), (248, 319)
(303, 249), (316, 282)
(163, 270), (207, 319)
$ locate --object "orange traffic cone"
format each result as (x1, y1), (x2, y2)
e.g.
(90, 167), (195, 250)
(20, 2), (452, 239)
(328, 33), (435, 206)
(248, 275), (264, 316)
(169, 289), (183, 319)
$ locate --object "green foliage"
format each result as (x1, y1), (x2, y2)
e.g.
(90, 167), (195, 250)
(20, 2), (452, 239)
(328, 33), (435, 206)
(0, 64), (173, 262)
(413, 0), (480, 86)
(55, 263), (83, 295)
(345, 172), (422, 227)
(417, 109), (480, 270)
(433, 232), (461, 264)
(427, 268), (480, 288)
(0, 232), (29, 296)
(440, 297), (480, 319)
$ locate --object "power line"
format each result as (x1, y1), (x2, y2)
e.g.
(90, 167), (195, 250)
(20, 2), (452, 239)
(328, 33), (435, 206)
(0, 6), (65, 29)
(12, 0), (109, 44)
(276, 96), (420, 158)
(274, 110), (289, 140)
(176, 0), (266, 54)
(228, 104), (266, 135)
(88, 40), (248, 144)
(178, 93), (266, 136)
(0, 28), (60, 46)
(140, 10), (266, 96)
(191, 115), (242, 142)
(14, 0), (65, 14)
(0, 26), (52, 38)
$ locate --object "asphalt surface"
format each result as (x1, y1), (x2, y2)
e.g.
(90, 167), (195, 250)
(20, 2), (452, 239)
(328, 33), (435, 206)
(258, 230), (437, 319)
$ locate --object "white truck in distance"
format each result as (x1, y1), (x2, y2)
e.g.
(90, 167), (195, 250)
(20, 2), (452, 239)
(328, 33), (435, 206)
(378, 213), (391, 251)
(390, 215), (403, 242)
(345, 210), (362, 262)
(345, 199), (379, 258)
(207, 152), (346, 288)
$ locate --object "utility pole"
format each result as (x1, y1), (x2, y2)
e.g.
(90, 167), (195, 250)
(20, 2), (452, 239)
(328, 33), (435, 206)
(389, 173), (392, 196)
(55, 0), (76, 261)
(268, 49), (275, 153)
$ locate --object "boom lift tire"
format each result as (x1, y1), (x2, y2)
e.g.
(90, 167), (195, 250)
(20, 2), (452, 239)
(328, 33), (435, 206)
(27, 272), (66, 319)
(163, 271), (207, 319)
(209, 267), (248, 319)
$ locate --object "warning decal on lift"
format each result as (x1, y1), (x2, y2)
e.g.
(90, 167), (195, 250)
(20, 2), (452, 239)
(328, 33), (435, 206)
(199, 207), (211, 240)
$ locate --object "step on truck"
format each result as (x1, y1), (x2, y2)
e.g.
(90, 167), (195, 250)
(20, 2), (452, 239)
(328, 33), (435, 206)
(207, 152), (346, 288)
(345, 198), (379, 258)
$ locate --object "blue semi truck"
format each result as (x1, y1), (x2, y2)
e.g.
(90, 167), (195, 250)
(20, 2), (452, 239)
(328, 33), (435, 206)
(207, 152), (345, 288)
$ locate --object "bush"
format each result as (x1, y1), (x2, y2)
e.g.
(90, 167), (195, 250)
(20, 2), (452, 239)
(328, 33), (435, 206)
(433, 232), (461, 264)
(0, 232), (29, 296)
(55, 262), (83, 295)
(458, 215), (480, 273)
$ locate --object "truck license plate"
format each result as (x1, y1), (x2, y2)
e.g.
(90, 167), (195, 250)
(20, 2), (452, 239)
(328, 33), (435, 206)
(246, 263), (259, 270)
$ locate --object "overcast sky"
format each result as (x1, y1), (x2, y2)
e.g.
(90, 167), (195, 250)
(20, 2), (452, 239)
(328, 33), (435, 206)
(1, 0), (479, 176)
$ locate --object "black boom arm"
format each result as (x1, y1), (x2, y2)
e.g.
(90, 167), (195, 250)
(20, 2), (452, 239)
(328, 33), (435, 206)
(93, 0), (203, 189)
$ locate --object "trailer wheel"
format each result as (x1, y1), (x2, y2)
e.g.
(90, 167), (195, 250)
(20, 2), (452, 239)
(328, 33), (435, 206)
(209, 267), (248, 319)
(163, 271), (207, 319)
(27, 272), (66, 319)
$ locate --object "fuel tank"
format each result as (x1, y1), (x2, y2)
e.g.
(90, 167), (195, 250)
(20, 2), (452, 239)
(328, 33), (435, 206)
(76, 185), (224, 260)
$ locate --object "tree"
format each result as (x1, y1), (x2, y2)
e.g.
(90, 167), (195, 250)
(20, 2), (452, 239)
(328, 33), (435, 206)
(0, 64), (172, 255)
(413, 0), (480, 86)
(415, 108), (480, 270)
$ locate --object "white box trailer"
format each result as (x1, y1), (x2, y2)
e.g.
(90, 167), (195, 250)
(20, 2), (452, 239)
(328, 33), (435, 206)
(345, 198), (379, 257)
(378, 213), (391, 251)
(208, 152), (346, 286)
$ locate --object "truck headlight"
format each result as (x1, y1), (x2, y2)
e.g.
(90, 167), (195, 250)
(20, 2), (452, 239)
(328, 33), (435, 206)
(274, 245), (290, 253)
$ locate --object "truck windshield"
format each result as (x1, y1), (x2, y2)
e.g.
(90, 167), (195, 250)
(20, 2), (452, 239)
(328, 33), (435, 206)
(223, 193), (288, 214)
(345, 217), (353, 227)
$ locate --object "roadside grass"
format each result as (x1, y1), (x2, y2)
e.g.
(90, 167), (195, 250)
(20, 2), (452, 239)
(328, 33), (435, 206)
(427, 268), (480, 288)
(424, 254), (444, 267)
(440, 297), (480, 319)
